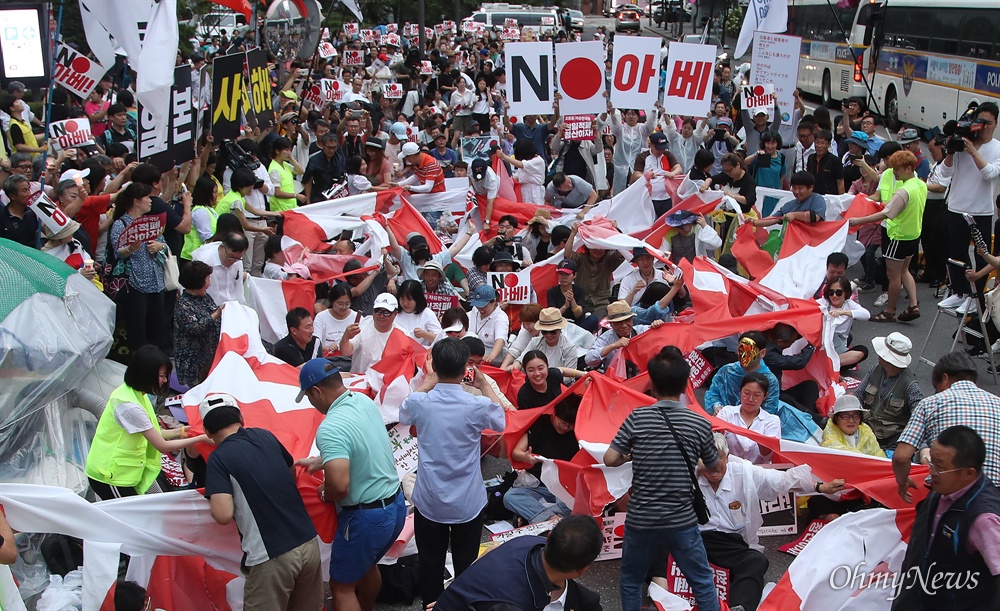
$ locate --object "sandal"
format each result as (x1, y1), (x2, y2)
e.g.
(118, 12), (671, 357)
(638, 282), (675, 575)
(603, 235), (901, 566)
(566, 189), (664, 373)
(871, 310), (897, 322)
(898, 305), (921, 322)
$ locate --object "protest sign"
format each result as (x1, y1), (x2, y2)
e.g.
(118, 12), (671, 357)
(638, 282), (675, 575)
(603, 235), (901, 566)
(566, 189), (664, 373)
(489, 271), (532, 304)
(504, 42), (554, 116)
(425, 293), (460, 318)
(596, 513), (626, 561)
(360, 29), (376, 43)
(434, 24), (444, 36)
(562, 115), (595, 141)
(381, 33), (401, 47)
(610, 36), (662, 111)
(48, 118), (93, 152)
(665, 555), (730, 605)
(53, 42), (106, 99)
(556, 41), (606, 115)
(462, 19), (476, 33)
(211, 53), (245, 141)
(743, 83), (776, 117)
(501, 27), (521, 41)
(504, 17), (519, 27)
(244, 49), (275, 131)
(759, 491), (798, 536)
(317, 42), (337, 58)
(386, 23), (398, 33)
(686, 348), (714, 388)
(778, 519), (830, 556)
(460, 136), (495, 162)
(490, 520), (558, 544)
(27, 190), (73, 235)
(662, 42), (717, 116)
(343, 22), (359, 35)
(343, 50), (364, 66)
(387, 423), (418, 479)
(751, 32), (801, 125)
(139, 65), (195, 171)
(384, 83), (404, 99)
(420, 61), (434, 76)
(115, 214), (166, 249)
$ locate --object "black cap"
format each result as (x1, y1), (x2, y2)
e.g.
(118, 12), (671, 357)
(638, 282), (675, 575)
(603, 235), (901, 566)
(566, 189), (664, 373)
(471, 158), (489, 181)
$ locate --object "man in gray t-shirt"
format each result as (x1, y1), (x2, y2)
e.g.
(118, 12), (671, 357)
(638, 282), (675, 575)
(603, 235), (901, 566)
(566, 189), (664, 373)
(544, 173), (598, 210)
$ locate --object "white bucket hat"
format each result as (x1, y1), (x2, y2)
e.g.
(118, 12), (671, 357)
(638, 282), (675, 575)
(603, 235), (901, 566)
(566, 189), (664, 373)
(872, 332), (912, 368)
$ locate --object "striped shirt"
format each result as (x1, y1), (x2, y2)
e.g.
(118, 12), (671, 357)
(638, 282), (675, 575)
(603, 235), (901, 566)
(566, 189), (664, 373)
(610, 400), (720, 529)
(898, 381), (1000, 485)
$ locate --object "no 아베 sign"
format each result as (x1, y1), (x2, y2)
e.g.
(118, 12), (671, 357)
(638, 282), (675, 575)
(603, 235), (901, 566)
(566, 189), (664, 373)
(610, 36), (662, 111)
(662, 42), (717, 117)
(53, 42), (106, 99)
(556, 41), (606, 116)
(48, 118), (93, 152)
(489, 271), (531, 304)
(504, 42), (554, 117)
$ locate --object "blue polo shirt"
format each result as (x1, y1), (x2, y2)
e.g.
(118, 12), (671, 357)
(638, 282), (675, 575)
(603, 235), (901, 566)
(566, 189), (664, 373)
(775, 192), (827, 222)
(204, 427), (317, 567)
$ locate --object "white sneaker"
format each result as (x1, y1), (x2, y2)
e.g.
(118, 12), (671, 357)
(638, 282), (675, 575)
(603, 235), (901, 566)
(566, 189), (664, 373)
(956, 297), (975, 314)
(874, 292), (889, 307)
(939, 294), (967, 309)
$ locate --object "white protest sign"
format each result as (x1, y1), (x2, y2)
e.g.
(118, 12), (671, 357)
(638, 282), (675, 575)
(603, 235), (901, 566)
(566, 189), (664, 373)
(420, 60), (434, 75)
(501, 27), (521, 41)
(743, 83), (775, 117)
(317, 42), (337, 58)
(381, 33), (401, 47)
(610, 35), (662, 111)
(48, 118), (94, 152)
(343, 22), (359, 35)
(489, 271), (532, 304)
(360, 29), (376, 43)
(434, 24), (444, 36)
(386, 423), (418, 479)
(751, 32), (802, 125)
(27, 190), (72, 235)
(384, 83), (404, 99)
(327, 80), (349, 103)
(504, 18), (519, 27)
(596, 513), (626, 561)
(386, 23), (398, 33)
(490, 520), (558, 543)
(53, 42), (106, 99)
(556, 41), (606, 115)
(662, 42), (717, 116)
(462, 19), (476, 33)
(758, 491), (797, 536)
(343, 50), (364, 66)
(504, 42), (554, 117)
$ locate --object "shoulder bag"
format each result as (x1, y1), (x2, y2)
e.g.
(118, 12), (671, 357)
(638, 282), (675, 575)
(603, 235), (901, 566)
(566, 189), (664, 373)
(658, 408), (711, 525)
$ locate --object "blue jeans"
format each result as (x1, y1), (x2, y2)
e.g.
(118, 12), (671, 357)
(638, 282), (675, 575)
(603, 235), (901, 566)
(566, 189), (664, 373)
(503, 485), (571, 523)
(620, 523), (719, 611)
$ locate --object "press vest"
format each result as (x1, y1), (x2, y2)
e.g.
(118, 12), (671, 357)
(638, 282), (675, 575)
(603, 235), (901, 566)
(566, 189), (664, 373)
(268, 159), (298, 211)
(918, 475), (1000, 610)
(862, 366), (916, 446)
(887, 176), (927, 241)
(215, 190), (245, 216)
(84, 384), (162, 492)
(181, 206), (218, 260)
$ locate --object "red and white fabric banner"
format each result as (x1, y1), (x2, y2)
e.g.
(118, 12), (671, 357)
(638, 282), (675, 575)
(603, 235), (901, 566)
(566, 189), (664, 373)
(280, 194), (375, 251)
(366, 330), (428, 424)
(246, 277), (316, 344)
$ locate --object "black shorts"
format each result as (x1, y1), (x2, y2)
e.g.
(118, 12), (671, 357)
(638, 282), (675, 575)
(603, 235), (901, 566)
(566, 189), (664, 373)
(884, 237), (919, 261)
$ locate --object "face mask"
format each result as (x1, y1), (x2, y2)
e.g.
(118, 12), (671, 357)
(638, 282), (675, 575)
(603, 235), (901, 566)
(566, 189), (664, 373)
(738, 337), (761, 368)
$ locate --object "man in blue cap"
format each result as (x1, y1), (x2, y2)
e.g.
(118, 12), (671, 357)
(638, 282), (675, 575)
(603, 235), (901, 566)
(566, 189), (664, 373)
(294, 357), (405, 611)
(468, 284), (510, 366)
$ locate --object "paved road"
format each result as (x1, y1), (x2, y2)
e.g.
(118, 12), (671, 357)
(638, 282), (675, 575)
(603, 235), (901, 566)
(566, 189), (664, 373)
(372, 19), (998, 611)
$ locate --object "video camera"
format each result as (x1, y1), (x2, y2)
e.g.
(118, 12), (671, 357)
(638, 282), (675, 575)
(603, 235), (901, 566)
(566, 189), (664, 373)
(944, 102), (986, 154)
(222, 140), (261, 173)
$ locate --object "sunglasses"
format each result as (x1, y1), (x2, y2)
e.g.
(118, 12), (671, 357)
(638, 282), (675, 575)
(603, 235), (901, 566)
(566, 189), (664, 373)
(541, 329), (559, 335)
(374, 309), (395, 317)
(827, 289), (845, 297)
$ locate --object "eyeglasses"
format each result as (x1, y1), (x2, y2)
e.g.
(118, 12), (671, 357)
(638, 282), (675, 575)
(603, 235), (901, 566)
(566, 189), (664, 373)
(927, 463), (965, 476)
(837, 412), (862, 421)
(14, 164), (32, 170)
(374, 309), (395, 317)
(740, 390), (765, 400)
(541, 329), (559, 335)
(827, 289), (845, 297)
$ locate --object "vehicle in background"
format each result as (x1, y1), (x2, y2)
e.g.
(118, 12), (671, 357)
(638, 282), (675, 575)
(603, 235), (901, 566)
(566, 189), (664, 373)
(472, 3), (565, 38)
(615, 8), (642, 32)
(605, 2), (644, 18)
(568, 9), (585, 32)
(652, 1), (692, 26)
(185, 11), (249, 39)
(681, 33), (726, 54)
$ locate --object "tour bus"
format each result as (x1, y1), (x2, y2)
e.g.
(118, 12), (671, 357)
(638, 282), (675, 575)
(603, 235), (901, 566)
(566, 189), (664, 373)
(790, 0), (1000, 133)
(470, 3), (565, 38)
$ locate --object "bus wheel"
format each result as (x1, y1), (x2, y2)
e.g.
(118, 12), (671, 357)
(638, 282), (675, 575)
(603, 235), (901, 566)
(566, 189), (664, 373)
(822, 71), (833, 108)
(885, 87), (900, 131)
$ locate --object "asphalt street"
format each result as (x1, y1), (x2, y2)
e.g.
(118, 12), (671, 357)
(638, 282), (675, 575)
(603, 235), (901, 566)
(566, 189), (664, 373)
(372, 17), (997, 611)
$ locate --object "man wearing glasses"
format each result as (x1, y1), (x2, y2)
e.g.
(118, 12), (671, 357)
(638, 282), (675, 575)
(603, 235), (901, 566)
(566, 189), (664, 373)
(339, 292), (403, 373)
(0, 174), (39, 247)
(0, 153), (39, 206)
(192, 232), (249, 305)
(859, 116), (884, 157)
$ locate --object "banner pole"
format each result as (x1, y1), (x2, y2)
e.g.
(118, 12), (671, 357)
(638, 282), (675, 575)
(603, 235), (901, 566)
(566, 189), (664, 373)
(37, 0), (64, 249)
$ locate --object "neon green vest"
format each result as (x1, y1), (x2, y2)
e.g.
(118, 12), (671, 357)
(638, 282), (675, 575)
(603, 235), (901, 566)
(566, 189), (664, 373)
(887, 176), (927, 241)
(268, 159), (298, 211)
(84, 383), (162, 493)
(181, 206), (218, 260)
(215, 190), (245, 216)
(877, 168), (898, 203)
(10, 118), (39, 156)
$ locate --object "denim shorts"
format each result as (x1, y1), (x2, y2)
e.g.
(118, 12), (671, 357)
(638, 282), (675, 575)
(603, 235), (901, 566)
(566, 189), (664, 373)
(330, 491), (406, 584)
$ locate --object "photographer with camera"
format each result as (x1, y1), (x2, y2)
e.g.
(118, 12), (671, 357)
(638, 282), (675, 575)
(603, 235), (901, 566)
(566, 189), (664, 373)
(483, 215), (532, 268)
(940, 102), (1000, 306)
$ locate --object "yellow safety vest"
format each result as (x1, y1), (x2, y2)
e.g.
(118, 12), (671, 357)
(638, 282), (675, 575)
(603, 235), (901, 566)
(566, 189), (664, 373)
(268, 159), (298, 211)
(9, 118), (39, 157)
(181, 206), (218, 260)
(215, 190), (245, 216)
(84, 383), (162, 492)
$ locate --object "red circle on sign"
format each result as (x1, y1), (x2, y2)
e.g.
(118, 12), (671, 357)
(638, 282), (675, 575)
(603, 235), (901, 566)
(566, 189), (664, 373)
(753, 85), (764, 96)
(65, 120), (78, 132)
(560, 58), (602, 100)
(504, 274), (519, 287)
(331, 81), (341, 90)
(510, 116), (518, 123)
(312, 86), (321, 95)
(71, 57), (90, 73)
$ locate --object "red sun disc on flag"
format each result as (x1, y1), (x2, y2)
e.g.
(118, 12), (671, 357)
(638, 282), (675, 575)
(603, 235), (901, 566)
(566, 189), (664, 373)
(754, 85), (765, 96)
(71, 57), (90, 73)
(504, 274), (519, 287)
(65, 120), (78, 132)
(560, 58), (603, 100)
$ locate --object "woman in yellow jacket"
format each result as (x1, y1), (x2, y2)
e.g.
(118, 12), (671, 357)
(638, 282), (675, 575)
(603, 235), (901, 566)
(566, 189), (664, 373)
(267, 136), (306, 211)
(85, 346), (209, 499)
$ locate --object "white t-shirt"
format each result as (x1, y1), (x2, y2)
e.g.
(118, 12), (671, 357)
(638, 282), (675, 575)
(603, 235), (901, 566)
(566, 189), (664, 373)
(515, 157), (546, 205)
(469, 306), (509, 350)
(113, 401), (154, 434)
(348, 318), (403, 373)
(941, 138), (1000, 215)
(313, 308), (357, 350)
(395, 308), (442, 347)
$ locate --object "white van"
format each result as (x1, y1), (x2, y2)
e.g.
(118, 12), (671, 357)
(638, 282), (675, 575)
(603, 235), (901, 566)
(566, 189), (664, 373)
(471, 3), (565, 38)
(188, 12), (249, 39)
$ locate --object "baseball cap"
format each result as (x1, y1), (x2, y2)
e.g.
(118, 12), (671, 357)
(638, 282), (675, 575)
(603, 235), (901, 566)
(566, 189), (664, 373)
(391, 121), (409, 139)
(401, 141), (420, 157)
(279, 90), (298, 101)
(717, 117), (733, 129)
(846, 131), (870, 148)
(373, 292), (399, 312)
(199, 393), (240, 420)
(280, 112), (299, 124)
(666, 209), (698, 227)
(59, 168), (91, 185)
(648, 131), (668, 150)
(631, 246), (653, 259)
(471, 158), (489, 181)
(469, 284), (497, 308)
(296, 359), (341, 402)
(556, 259), (577, 274)
(898, 128), (921, 144)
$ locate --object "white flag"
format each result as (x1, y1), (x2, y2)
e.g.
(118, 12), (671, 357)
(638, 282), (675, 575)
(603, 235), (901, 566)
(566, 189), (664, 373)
(735, 0), (789, 59)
